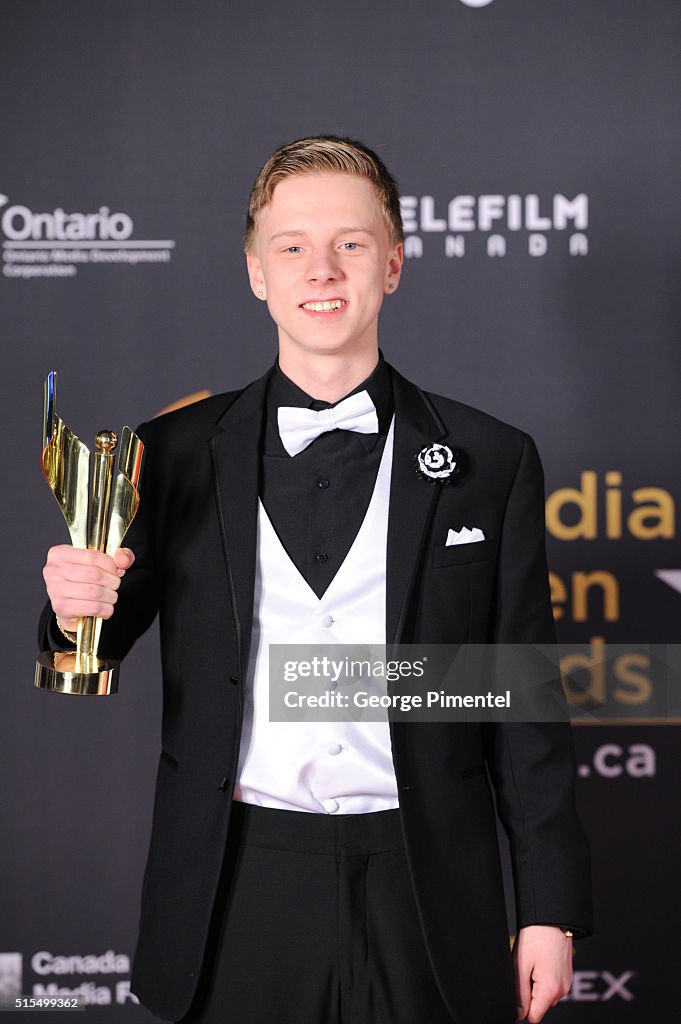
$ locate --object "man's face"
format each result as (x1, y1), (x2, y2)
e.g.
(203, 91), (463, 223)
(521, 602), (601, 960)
(246, 173), (403, 362)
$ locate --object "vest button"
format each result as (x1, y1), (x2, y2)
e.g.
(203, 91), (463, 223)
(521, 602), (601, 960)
(317, 478), (330, 489)
(322, 798), (339, 813)
(321, 614), (334, 628)
(327, 742), (343, 755)
(314, 551), (328, 563)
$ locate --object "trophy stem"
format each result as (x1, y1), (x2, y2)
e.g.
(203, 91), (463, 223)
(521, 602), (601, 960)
(77, 433), (116, 660)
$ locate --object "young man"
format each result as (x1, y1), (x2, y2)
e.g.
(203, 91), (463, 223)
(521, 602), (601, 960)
(41, 136), (592, 1024)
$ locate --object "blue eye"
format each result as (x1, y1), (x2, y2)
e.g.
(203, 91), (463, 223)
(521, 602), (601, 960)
(341, 242), (358, 251)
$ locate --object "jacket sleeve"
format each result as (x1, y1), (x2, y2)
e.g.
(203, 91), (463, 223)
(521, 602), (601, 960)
(484, 433), (593, 936)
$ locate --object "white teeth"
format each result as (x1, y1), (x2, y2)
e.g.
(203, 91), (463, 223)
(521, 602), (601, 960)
(302, 300), (344, 312)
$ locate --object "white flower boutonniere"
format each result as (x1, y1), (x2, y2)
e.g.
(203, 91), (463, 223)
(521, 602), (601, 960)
(415, 442), (458, 484)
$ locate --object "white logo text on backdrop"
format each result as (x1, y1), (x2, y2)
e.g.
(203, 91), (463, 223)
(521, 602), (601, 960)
(400, 193), (588, 258)
(0, 193), (176, 279)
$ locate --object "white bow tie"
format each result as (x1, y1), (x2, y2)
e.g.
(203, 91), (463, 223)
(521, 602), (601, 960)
(277, 390), (379, 457)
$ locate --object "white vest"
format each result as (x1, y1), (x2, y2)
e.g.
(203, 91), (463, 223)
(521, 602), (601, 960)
(234, 419), (399, 814)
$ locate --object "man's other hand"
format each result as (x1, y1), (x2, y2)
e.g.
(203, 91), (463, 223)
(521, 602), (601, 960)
(43, 545), (135, 632)
(514, 925), (573, 1022)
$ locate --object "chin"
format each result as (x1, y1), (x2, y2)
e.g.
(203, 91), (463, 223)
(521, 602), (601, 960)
(298, 337), (359, 356)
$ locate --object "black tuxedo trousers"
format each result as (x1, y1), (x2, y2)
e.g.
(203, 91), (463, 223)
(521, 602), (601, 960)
(180, 802), (454, 1024)
(44, 365), (591, 1024)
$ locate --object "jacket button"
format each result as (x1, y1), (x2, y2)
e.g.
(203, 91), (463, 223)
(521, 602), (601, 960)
(229, 675), (239, 685)
(217, 777), (230, 791)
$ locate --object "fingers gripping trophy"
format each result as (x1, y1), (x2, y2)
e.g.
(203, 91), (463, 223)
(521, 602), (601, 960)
(35, 371), (144, 696)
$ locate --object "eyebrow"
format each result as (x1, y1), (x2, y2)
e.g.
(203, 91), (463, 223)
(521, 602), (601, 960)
(267, 226), (376, 243)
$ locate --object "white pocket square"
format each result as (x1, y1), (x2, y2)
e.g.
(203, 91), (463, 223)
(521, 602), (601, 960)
(445, 526), (485, 546)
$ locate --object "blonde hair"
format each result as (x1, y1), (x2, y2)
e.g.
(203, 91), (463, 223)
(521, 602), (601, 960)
(244, 135), (403, 251)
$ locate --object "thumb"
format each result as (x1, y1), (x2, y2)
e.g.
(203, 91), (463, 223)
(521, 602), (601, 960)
(113, 547), (135, 571)
(515, 959), (532, 1021)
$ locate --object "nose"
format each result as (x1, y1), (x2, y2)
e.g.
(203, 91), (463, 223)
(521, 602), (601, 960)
(305, 246), (343, 284)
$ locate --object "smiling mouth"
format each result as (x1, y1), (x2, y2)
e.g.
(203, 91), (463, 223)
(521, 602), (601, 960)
(300, 299), (347, 312)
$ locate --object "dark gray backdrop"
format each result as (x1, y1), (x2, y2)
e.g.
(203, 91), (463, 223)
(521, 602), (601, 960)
(1, 1), (679, 1020)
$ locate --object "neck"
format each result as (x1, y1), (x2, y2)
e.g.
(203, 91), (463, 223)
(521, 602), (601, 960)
(277, 347), (379, 403)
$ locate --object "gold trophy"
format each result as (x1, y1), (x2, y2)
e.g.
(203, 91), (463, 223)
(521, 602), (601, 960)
(35, 371), (144, 696)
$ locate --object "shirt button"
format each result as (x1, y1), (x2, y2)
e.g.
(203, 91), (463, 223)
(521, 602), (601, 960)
(327, 742), (343, 756)
(318, 478), (330, 489)
(314, 551), (328, 563)
(323, 798), (339, 813)
(321, 614), (334, 628)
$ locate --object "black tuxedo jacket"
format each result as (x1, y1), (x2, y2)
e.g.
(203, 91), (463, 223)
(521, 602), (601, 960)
(43, 364), (591, 1024)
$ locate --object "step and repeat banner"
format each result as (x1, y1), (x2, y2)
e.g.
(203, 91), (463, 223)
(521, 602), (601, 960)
(1, 1), (679, 1021)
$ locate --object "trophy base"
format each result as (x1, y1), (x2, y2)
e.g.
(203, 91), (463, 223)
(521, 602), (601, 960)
(35, 651), (120, 695)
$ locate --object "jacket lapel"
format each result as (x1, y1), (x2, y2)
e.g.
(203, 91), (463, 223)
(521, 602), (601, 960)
(209, 370), (271, 675)
(386, 368), (448, 645)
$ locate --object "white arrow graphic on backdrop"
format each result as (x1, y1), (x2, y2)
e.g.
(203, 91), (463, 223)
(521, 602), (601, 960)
(655, 570), (681, 595)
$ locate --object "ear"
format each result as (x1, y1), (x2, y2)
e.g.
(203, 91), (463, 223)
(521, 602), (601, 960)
(384, 241), (404, 294)
(246, 251), (266, 300)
